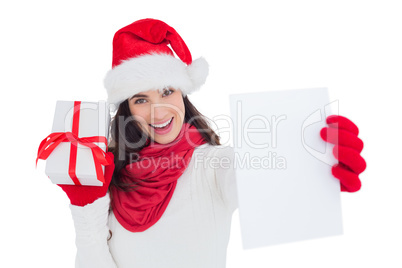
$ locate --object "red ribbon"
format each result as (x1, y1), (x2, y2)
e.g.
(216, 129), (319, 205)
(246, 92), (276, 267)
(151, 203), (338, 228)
(36, 101), (112, 185)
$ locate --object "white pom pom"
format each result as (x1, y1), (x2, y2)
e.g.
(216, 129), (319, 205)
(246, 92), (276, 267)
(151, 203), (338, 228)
(186, 57), (209, 93)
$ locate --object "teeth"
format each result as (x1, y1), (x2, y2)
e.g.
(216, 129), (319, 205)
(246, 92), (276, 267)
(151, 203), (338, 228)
(151, 118), (173, 128)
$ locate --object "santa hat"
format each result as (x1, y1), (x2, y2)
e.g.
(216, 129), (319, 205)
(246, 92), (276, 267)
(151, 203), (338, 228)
(104, 18), (209, 107)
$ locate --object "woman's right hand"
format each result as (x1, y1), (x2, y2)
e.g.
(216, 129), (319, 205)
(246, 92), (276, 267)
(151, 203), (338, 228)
(58, 152), (115, 207)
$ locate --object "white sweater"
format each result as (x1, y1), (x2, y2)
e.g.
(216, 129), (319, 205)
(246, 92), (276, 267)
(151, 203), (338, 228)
(69, 144), (238, 268)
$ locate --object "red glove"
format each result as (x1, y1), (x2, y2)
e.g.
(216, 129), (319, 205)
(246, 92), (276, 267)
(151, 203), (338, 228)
(320, 115), (366, 192)
(58, 152), (115, 206)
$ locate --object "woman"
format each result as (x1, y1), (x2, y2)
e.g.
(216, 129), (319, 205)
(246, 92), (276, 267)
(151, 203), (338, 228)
(59, 18), (366, 268)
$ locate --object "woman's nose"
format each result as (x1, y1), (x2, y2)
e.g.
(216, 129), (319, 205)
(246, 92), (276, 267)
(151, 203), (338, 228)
(151, 104), (170, 122)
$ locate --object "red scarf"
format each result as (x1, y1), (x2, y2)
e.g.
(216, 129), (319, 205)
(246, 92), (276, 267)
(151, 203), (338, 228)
(111, 123), (208, 232)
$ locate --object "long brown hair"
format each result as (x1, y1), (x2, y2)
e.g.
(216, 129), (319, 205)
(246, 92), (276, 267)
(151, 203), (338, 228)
(108, 94), (221, 194)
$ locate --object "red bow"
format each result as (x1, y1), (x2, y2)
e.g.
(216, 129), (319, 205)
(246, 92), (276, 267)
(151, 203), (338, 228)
(36, 132), (112, 185)
(36, 101), (112, 186)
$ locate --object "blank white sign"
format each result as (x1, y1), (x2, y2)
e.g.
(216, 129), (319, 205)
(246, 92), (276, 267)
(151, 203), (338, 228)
(229, 87), (343, 249)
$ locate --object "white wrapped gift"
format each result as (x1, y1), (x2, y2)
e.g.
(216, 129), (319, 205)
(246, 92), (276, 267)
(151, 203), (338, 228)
(43, 100), (110, 186)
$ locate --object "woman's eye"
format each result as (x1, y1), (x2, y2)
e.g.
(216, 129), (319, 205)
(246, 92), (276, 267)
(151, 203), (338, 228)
(163, 89), (174, 97)
(134, 99), (146, 104)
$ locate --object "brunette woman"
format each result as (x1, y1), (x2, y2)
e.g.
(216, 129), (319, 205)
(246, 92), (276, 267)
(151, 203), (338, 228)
(59, 18), (366, 268)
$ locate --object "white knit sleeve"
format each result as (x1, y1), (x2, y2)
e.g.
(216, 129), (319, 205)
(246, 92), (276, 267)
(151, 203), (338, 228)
(69, 193), (117, 268)
(214, 146), (239, 214)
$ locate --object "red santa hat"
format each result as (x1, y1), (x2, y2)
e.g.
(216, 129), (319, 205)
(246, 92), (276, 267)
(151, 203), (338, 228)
(104, 18), (209, 107)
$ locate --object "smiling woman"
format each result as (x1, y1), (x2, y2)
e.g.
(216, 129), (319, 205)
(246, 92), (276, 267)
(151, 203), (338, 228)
(38, 15), (367, 268)
(127, 87), (186, 145)
(60, 18), (240, 268)
(109, 87), (221, 193)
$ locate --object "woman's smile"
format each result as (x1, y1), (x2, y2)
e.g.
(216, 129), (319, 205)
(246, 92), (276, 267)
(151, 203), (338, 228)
(149, 117), (175, 135)
(149, 117), (173, 129)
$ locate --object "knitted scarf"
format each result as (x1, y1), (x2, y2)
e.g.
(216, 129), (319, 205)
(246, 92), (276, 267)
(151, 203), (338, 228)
(111, 123), (208, 232)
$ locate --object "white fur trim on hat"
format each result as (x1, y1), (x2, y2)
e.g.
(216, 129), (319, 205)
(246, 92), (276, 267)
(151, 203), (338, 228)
(104, 53), (208, 107)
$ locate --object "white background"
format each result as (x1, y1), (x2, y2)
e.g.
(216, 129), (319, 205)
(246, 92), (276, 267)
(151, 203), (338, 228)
(1, 0), (401, 267)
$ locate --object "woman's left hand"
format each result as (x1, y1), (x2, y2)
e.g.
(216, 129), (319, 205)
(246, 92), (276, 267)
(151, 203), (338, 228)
(320, 115), (367, 192)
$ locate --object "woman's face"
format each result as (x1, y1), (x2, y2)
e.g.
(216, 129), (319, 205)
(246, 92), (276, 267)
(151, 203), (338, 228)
(128, 88), (185, 144)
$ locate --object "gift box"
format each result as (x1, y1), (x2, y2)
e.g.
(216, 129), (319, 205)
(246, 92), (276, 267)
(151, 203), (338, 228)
(37, 101), (111, 186)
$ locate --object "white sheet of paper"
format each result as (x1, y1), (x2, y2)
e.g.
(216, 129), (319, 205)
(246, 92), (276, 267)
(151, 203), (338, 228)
(229, 87), (343, 249)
